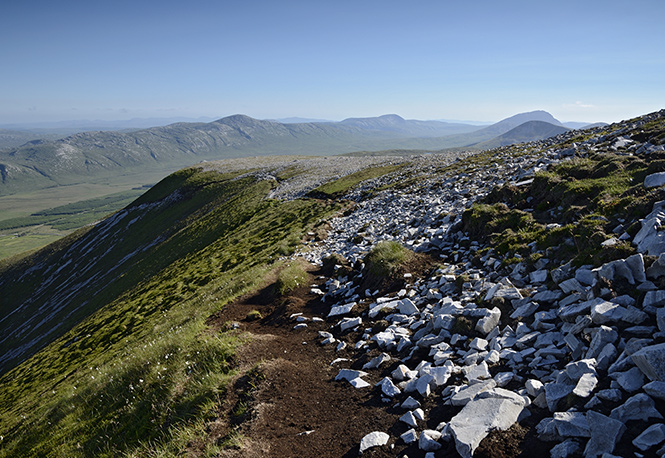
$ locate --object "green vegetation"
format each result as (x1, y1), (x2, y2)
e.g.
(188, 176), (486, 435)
(463, 148), (665, 267)
(308, 164), (403, 198)
(275, 261), (309, 296)
(0, 165), (340, 457)
(364, 240), (412, 280)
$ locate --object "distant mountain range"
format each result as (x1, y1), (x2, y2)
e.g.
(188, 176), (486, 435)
(0, 111), (599, 195)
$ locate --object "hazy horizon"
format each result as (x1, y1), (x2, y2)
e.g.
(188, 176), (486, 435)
(2, 0), (663, 125)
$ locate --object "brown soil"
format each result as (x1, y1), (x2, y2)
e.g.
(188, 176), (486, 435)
(198, 263), (552, 458)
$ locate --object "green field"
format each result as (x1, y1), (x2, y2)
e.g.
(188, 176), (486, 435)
(0, 166), (178, 260)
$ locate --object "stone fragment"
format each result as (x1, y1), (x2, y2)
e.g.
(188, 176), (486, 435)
(359, 431), (389, 453)
(464, 361), (491, 381)
(392, 364), (417, 381)
(613, 366), (644, 392)
(398, 298), (419, 315)
(328, 301), (356, 317)
(610, 393), (663, 423)
(643, 290), (665, 308)
(626, 253), (647, 283)
(565, 358), (597, 381)
(553, 411), (590, 437)
(363, 352), (390, 370)
(400, 410), (418, 428)
(416, 373), (434, 397)
(631, 342), (665, 381)
(401, 396), (421, 409)
(573, 372), (598, 398)
(449, 389), (526, 458)
(633, 201), (665, 255)
(476, 307), (501, 335)
(450, 379), (497, 406)
(559, 278), (585, 294)
(400, 428), (418, 444)
(644, 172), (665, 188)
(530, 270), (548, 284)
(339, 316), (362, 331)
(644, 381), (665, 400)
(550, 439), (580, 458)
(590, 301), (626, 324)
(585, 326), (618, 360)
(545, 382), (574, 412)
(633, 423), (665, 451)
(584, 410), (626, 458)
(419, 430), (442, 452)
(377, 377), (401, 398)
(335, 369), (368, 382)
(525, 379), (544, 397)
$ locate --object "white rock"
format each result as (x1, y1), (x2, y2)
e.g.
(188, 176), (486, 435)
(644, 172), (665, 188)
(633, 423), (665, 451)
(590, 301), (626, 324)
(416, 373), (434, 397)
(584, 410), (626, 458)
(525, 379), (544, 397)
(362, 352), (390, 370)
(530, 269), (548, 283)
(401, 396), (421, 409)
(400, 410), (418, 428)
(631, 342), (665, 381)
(392, 364), (417, 381)
(339, 316), (362, 331)
(451, 379), (497, 406)
(544, 382), (575, 412)
(464, 360), (491, 381)
(335, 369), (368, 382)
(550, 439), (580, 458)
(398, 298), (420, 315)
(573, 372), (598, 398)
(328, 301), (356, 317)
(633, 201), (665, 255)
(610, 393), (663, 423)
(377, 377), (401, 398)
(449, 389), (526, 458)
(400, 428), (418, 444)
(419, 429), (442, 452)
(613, 366), (644, 392)
(553, 411), (590, 438)
(359, 431), (389, 453)
(565, 358), (597, 381)
(476, 307), (501, 335)
(470, 337), (488, 351)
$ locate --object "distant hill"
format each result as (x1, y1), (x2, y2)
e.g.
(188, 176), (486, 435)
(472, 121), (570, 149)
(0, 110), (571, 196)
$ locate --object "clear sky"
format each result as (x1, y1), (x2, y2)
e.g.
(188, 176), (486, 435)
(1, 0), (664, 125)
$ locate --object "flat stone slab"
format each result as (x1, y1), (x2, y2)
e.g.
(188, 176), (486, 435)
(359, 431), (389, 453)
(449, 389), (526, 458)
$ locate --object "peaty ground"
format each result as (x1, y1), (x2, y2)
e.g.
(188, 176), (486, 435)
(201, 265), (550, 458)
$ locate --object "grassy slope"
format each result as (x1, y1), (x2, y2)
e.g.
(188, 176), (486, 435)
(0, 166), (341, 457)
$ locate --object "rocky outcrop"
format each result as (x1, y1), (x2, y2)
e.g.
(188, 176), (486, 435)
(288, 110), (665, 457)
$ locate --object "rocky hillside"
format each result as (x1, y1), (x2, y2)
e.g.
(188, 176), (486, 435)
(1, 110), (665, 458)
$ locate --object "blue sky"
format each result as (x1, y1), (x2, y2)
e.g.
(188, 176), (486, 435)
(1, 0), (663, 124)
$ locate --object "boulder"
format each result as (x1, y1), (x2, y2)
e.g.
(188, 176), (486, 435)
(583, 410), (626, 457)
(449, 389), (527, 458)
(633, 423), (665, 451)
(631, 342), (665, 381)
(359, 431), (389, 453)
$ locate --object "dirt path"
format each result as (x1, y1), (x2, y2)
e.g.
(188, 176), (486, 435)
(201, 266), (547, 458)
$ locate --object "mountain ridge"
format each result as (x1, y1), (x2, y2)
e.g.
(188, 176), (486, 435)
(0, 110), (579, 196)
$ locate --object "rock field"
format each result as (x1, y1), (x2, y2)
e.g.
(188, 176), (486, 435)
(272, 111), (665, 457)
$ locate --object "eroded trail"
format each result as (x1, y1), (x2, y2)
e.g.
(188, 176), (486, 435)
(206, 270), (400, 458)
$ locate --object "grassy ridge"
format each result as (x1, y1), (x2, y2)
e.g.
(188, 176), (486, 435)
(0, 166), (340, 457)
